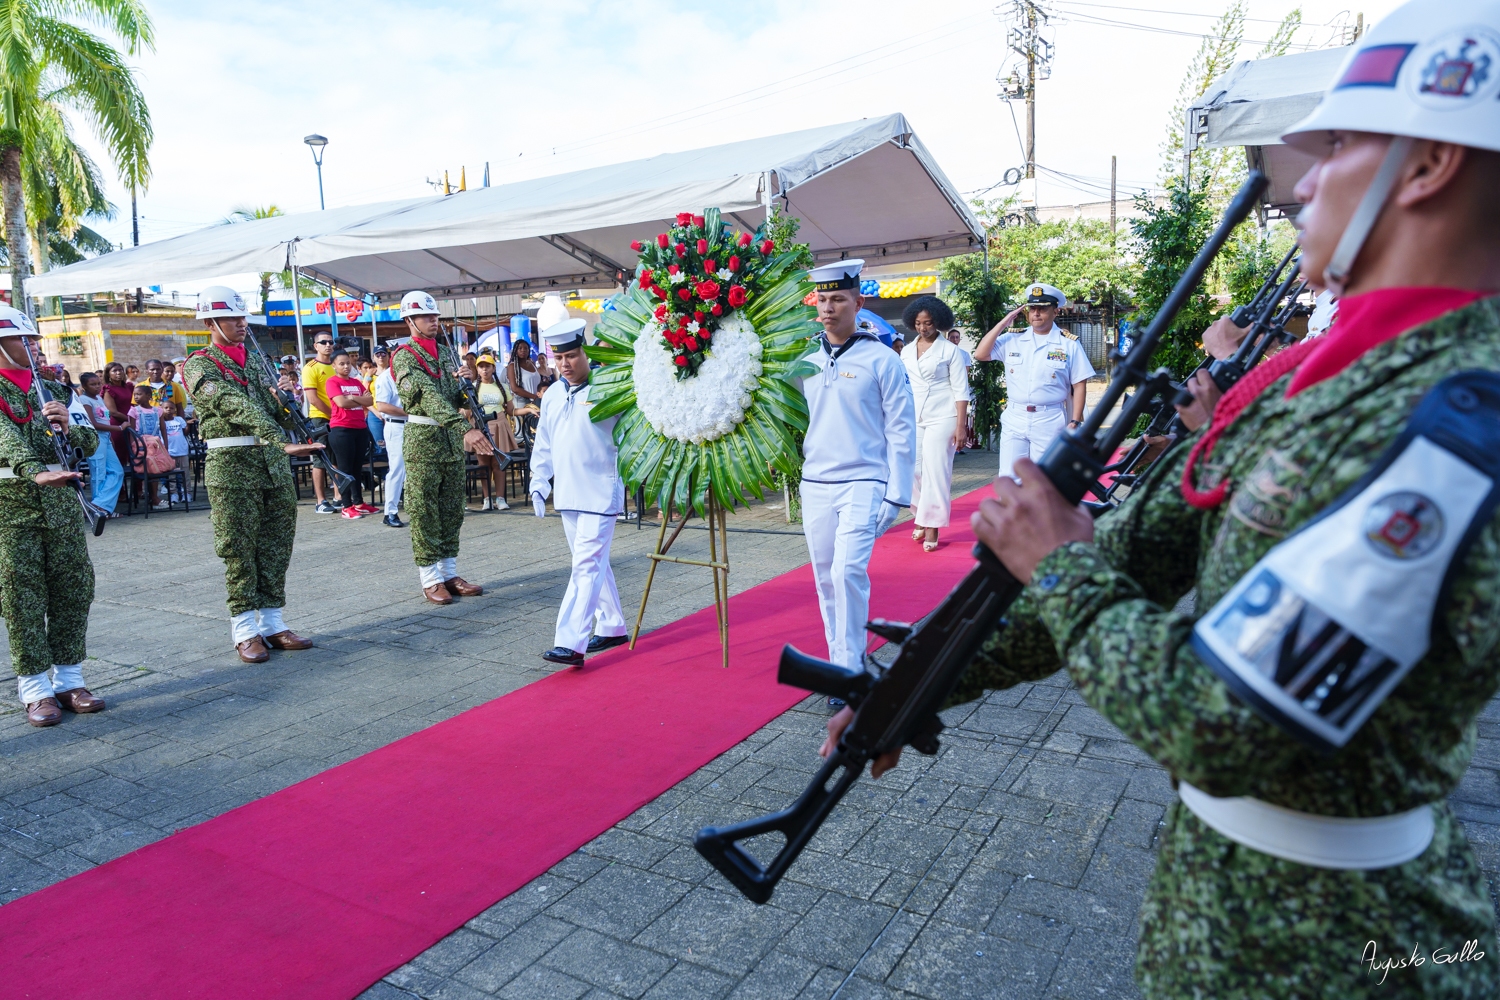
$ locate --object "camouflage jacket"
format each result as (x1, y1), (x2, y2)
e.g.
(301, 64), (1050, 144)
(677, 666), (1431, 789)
(391, 339), (468, 464)
(0, 375), (98, 529)
(184, 343), (295, 491)
(953, 297), (1500, 996)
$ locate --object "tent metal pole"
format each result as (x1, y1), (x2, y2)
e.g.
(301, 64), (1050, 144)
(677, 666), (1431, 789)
(290, 250), (308, 373)
(369, 294), (378, 351)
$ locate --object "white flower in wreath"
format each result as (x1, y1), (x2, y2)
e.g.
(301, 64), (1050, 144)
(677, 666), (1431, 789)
(669, 271), (686, 284)
(687, 321), (700, 333)
(632, 313), (764, 444)
(716, 268), (733, 281)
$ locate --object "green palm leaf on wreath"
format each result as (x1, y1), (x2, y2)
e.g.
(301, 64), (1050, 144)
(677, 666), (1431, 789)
(587, 247), (819, 516)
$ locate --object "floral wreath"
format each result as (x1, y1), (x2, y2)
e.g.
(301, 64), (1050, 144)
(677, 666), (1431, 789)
(586, 208), (819, 515)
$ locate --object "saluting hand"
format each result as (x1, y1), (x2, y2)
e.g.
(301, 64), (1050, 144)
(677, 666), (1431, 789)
(972, 459), (1095, 583)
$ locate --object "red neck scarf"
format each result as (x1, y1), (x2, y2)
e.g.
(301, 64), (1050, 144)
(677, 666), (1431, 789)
(0, 367), (33, 394)
(412, 336), (438, 359)
(217, 341), (248, 368)
(1181, 287), (1490, 510)
(0, 366), (34, 424)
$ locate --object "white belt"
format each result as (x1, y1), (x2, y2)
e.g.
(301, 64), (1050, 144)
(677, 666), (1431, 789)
(1179, 781), (1434, 870)
(0, 463), (63, 479)
(406, 415), (440, 426)
(206, 436), (271, 449)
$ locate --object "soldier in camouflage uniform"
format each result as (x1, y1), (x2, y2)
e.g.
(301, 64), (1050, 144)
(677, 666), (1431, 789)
(390, 291), (493, 604)
(0, 306), (105, 727)
(184, 287), (322, 663)
(826, 4), (1500, 996)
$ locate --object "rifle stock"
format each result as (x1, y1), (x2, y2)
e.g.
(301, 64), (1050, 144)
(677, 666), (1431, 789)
(695, 171), (1269, 903)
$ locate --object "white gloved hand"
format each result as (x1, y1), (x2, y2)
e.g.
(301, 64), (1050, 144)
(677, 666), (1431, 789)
(532, 494), (547, 518)
(875, 502), (901, 535)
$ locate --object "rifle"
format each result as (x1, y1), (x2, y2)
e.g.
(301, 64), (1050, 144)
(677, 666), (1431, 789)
(22, 345), (108, 537)
(241, 328), (354, 493)
(1091, 249), (1306, 505)
(694, 171), (1270, 905)
(440, 323), (504, 466)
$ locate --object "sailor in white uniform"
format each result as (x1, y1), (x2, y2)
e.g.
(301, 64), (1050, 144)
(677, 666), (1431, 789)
(528, 319), (629, 667)
(800, 259), (916, 679)
(974, 282), (1095, 478)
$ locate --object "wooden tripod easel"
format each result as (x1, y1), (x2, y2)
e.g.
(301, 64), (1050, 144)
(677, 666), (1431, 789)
(630, 491), (730, 667)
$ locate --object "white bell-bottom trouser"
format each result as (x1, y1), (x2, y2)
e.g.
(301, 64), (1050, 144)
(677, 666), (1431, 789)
(384, 421), (407, 516)
(998, 403), (1068, 479)
(912, 417), (957, 528)
(800, 480), (885, 671)
(554, 511), (627, 653)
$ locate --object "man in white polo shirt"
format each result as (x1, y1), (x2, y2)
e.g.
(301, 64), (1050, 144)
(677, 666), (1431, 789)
(974, 282), (1094, 478)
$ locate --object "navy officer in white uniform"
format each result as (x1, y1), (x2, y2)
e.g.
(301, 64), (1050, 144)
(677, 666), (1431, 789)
(528, 319), (629, 667)
(800, 259), (916, 676)
(973, 282), (1095, 478)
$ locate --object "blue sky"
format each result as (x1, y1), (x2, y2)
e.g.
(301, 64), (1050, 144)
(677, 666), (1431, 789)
(66, 0), (1399, 286)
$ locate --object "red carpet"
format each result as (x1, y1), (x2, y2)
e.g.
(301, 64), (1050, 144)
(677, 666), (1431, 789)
(0, 487), (992, 1000)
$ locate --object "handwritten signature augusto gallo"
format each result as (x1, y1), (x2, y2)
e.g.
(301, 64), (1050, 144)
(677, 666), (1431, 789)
(1362, 940), (1486, 984)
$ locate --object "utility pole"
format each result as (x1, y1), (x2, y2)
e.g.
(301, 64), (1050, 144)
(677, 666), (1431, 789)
(997, 2), (1052, 223)
(1109, 155), (1117, 240)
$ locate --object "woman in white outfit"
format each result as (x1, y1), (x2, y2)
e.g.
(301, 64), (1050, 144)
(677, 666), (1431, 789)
(900, 297), (969, 552)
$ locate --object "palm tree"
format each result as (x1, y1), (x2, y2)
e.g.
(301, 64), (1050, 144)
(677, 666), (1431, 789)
(0, 0), (154, 314)
(222, 204), (290, 311)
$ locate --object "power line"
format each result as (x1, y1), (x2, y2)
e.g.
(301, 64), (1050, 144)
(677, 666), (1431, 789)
(1052, 1), (1307, 27)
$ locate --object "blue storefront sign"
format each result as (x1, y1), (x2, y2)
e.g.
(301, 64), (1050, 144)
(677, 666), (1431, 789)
(265, 298), (403, 326)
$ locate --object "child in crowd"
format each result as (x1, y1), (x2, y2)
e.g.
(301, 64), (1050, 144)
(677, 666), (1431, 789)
(128, 384), (170, 508)
(162, 408), (190, 503)
(130, 384), (162, 437)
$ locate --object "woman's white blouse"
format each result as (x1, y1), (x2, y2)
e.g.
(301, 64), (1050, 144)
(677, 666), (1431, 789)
(901, 336), (971, 426)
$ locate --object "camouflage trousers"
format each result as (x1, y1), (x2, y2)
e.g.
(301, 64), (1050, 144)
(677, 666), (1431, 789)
(406, 458), (464, 566)
(1136, 801), (1499, 999)
(209, 481), (297, 616)
(0, 521), (94, 676)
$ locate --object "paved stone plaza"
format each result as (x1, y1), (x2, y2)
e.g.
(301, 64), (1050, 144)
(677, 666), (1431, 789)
(1, 451), (1497, 999)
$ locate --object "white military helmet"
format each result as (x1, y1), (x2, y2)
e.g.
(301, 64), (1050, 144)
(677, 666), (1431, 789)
(1283, 1), (1500, 156)
(400, 290), (440, 318)
(1282, 1), (1500, 293)
(196, 285), (247, 319)
(0, 304), (36, 338)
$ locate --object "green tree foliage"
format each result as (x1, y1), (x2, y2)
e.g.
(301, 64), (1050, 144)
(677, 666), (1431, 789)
(221, 204), (317, 309)
(0, 0), (154, 308)
(1128, 184), (1218, 380)
(941, 249), (1013, 446)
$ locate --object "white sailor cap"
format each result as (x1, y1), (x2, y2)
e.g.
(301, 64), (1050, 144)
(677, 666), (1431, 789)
(808, 259), (865, 292)
(542, 318), (587, 352)
(1024, 283), (1067, 309)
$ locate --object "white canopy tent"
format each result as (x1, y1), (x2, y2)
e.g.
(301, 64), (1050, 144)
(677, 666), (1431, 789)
(1185, 47), (1347, 214)
(31, 114), (983, 304)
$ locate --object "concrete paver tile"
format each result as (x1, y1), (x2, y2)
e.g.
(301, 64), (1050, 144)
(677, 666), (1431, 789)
(634, 886), (799, 977)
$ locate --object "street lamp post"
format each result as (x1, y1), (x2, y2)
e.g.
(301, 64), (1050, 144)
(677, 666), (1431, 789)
(304, 134), (328, 210)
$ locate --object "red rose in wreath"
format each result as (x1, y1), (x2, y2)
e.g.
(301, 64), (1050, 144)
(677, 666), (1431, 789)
(727, 285), (747, 308)
(696, 280), (720, 301)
